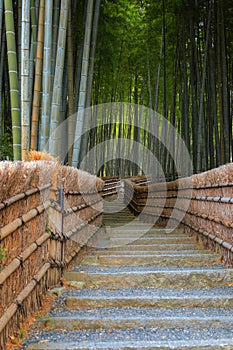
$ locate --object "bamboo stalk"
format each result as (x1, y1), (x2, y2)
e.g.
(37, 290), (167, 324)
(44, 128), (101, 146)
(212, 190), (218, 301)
(4, 0), (21, 160)
(49, 0), (69, 158)
(67, 5), (75, 165)
(31, 0), (45, 150)
(72, 0), (94, 167)
(0, 0), (3, 45)
(40, 0), (53, 150)
(21, 0), (31, 160)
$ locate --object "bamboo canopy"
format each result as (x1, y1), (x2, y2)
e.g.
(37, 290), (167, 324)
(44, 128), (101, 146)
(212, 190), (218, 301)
(0, 0), (232, 176)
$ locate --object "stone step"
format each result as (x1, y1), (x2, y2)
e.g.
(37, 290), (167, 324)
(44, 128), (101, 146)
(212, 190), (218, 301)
(65, 287), (233, 309)
(104, 227), (184, 234)
(99, 236), (193, 245)
(103, 232), (187, 239)
(25, 328), (233, 349)
(95, 243), (201, 250)
(64, 265), (233, 289)
(44, 307), (233, 330)
(22, 196), (233, 350)
(90, 249), (210, 256)
(82, 253), (221, 267)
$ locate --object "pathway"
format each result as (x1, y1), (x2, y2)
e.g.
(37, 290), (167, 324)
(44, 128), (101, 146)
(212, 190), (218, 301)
(23, 195), (233, 349)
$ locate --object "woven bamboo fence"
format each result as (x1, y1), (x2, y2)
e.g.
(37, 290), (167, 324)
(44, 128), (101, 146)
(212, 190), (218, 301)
(124, 163), (233, 265)
(101, 176), (121, 197)
(0, 161), (104, 348)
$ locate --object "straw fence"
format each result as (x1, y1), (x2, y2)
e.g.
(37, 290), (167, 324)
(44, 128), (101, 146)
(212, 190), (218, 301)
(124, 164), (233, 266)
(0, 161), (104, 348)
(101, 176), (121, 197)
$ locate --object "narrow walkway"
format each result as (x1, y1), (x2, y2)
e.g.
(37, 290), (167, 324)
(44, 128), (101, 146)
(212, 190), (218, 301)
(23, 195), (233, 349)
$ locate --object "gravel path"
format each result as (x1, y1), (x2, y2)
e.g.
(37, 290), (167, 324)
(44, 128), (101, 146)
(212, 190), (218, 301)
(21, 327), (233, 349)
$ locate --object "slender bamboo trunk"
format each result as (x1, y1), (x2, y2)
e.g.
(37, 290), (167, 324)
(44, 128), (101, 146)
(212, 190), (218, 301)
(49, 0), (69, 159)
(29, 0), (38, 115)
(31, 0), (44, 150)
(4, 0), (21, 160)
(21, 0), (30, 160)
(196, 8), (211, 172)
(86, 0), (100, 108)
(0, 0), (3, 52)
(72, 0), (94, 167)
(74, 0), (87, 111)
(189, 14), (198, 172)
(50, 0), (60, 89)
(40, 0), (53, 150)
(17, 0), (22, 91)
(161, 0), (168, 175)
(0, 29), (5, 137)
(209, 17), (220, 167)
(220, 2), (230, 162)
(168, 31), (179, 180)
(216, 0), (225, 164)
(67, 4), (75, 165)
(80, 0), (101, 166)
(30, 0), (38, 52)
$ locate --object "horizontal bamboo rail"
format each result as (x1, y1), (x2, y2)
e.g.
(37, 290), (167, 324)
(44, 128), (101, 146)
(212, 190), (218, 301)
(101, 176), (121, 197)
(0, 162), (104, 348)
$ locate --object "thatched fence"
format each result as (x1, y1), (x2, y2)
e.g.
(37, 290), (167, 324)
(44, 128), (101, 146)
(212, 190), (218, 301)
(101, 176), (121, 197)
(0, 161), (103, 347)
(124, 164), (233, 266)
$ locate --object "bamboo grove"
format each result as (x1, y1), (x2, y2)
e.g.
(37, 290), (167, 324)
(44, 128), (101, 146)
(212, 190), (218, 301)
(0, 0), (232, 178)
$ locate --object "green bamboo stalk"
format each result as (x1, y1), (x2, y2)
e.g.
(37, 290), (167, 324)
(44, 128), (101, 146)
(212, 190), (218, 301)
(0, 0), (3, 137)
(196, 8), (211, 172)
(72, 0), (94, 167)
(80, 0), (101, 167)
(67, 5), (75, 165)
(31, 0), (44, 150)
(29, 0), (39, 107)
(50, 0), (60, 89)
(40, 0), (52, 150)
(0, 30), (5, 138)
(17, 0), (22, 90)
(49, 0), (69, 158)
(4, 0), (21, 160)
(21, 0), (31, 160)
(0, 0), (3, 50)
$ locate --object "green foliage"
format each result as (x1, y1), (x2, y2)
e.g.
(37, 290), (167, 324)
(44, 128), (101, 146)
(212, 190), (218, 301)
(0, 133), (13, 160)
(20, 329), (26, 339)
(0, 248), (7, 271)
(45, 218), (51, 233)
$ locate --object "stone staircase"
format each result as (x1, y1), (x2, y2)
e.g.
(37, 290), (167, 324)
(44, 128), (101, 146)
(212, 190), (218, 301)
(23, 195), (233, 349)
